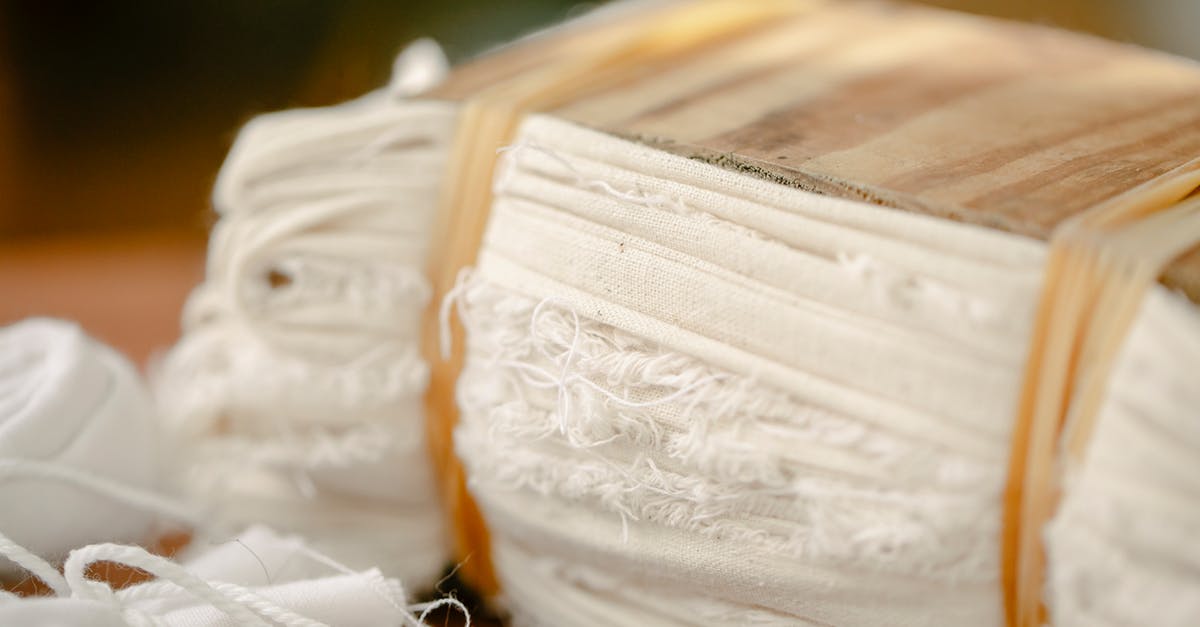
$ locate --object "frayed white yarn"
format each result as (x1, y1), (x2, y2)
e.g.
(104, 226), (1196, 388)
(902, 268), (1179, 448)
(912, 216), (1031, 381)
(0, 531), (70, 597)
(0, 458), (201, 598)
(441, 278), (726, 445)
(68, 544), (288, 627)
(497, 142), (690, 223)
(450, 277), (1002, 581)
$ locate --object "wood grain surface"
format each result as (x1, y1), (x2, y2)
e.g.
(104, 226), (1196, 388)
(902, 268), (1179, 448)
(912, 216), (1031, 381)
(552, 1), (1200, 298)
(433, 0), (1200, 298)
(560, 3), (1200, 228)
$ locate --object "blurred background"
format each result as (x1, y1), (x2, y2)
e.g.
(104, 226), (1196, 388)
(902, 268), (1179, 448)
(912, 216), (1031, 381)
(1, 0), (1198, 362)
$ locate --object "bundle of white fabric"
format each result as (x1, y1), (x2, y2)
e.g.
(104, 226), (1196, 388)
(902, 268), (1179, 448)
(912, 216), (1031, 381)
(154, 41), (459, 588)
(446, 115), (1200, 627)
(452, 116), (1050, 626)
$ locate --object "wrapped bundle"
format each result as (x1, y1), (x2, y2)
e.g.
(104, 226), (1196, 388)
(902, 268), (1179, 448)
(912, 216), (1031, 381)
(169, 1), (1200, 625)
(415, 2), (1200, 626)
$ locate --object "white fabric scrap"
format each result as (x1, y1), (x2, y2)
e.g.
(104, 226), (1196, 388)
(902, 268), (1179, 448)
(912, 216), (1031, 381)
(0, 318), (163, 575)
(0, 525), (468, 627)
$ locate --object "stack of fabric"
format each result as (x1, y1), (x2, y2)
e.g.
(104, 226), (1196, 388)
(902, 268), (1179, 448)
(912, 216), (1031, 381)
(4, 2), (1199, 626)
(451, 115), (1048, 625)
(153, 42), (459, 588)
(413, 2), (1200, 625)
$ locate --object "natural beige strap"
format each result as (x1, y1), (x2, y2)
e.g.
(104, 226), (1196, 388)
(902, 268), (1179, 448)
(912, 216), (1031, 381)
(421, 0), (814, 595)
(1003, 159), (1200, 627)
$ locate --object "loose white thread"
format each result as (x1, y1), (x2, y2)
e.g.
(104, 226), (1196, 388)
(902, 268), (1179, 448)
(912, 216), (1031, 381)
(441, 283), (726, 447)
(452, 280), (1002, 580)
(0, 529), (471, 627)
(438, 267), (476, 361)
(68, 544), (282, 626)
(412, 598), (472, 627)
(0, 530), (70, 596)
(497, 142), (688, 214)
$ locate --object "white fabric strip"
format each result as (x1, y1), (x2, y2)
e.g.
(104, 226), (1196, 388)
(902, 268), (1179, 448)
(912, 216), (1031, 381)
(0, 318), (162, 576)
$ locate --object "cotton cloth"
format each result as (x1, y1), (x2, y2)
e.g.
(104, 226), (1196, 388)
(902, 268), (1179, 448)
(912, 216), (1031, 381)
(0, 318), (160, 575)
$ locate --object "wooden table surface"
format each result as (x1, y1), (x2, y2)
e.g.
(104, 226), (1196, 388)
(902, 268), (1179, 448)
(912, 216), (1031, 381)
(0, 230), (206, 367)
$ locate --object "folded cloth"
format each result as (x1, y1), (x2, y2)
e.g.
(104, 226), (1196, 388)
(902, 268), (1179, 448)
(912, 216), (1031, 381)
(0, 318), (161, 576)
(0, 525), (468, 626)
